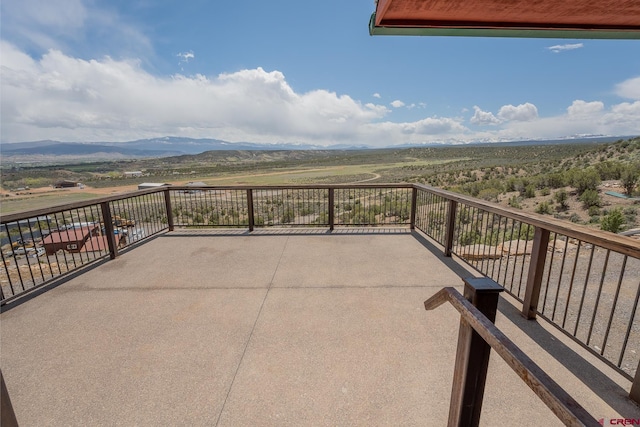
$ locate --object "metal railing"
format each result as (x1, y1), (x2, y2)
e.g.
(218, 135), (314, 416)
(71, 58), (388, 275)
(413, 184), (640, 387)
(1, 183), (639, 400)
(167, 184), (414, 230)
(0, 188), (169, 304)
(424, 279), (599, 427)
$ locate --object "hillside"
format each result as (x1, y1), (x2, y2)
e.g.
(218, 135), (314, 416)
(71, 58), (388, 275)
(1, 137), (638, 234)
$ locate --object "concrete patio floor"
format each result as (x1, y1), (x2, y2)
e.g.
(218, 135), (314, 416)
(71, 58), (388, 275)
(1, 230), (638, 426)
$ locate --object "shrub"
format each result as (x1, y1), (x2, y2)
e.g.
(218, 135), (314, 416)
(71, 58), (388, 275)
(587, 206), (601, 217)
(535, 201), (552, 215)
(523, 184), (536, 199)
(478, 188), (501, 202)
(621, 164), (639, 196)
(508, 196), (522, 209)
(601, 209), (625, 233)
(579, 189), (601, 209)
(554, 189), (569, 211)
(571, 168), (601, 195)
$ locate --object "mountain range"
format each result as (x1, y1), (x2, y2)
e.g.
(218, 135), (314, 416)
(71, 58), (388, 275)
(0, 135), (632, 163)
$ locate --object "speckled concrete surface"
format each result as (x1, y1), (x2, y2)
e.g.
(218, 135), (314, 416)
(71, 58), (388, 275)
(1, 231), (637, 426)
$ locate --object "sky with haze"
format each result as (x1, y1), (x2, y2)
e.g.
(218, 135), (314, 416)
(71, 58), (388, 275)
(1, 0), (640, 147)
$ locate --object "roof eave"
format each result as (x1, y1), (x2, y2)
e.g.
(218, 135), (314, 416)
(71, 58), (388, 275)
(369, 13), (640, 39)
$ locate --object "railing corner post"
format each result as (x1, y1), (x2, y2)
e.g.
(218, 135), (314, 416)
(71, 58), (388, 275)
(410, 186), (417, 230)
(164, 188), (174, 232)
(449, 277), (503, 427)
(328, 188), (335, 231)
(247, 188), (255, 232)
(100, 202), (118, 260)
(444, 199), (458, 257)
(522, 227), (550, 320)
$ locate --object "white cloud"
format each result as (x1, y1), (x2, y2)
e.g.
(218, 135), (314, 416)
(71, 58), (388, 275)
(497, 103), (538, 122)
(547, 43), (584, 53)
(470, 106), (500, 125)
(372, 93), (381, 98)
(0, 42), (396, 145)
(1, 43), (639, 147)
(615, 76), (640, 100)
(390, 100), (405, 108)
(1, 0), (151, 59)
(177, 51), (195, 64)
(567, 100), (604, 116)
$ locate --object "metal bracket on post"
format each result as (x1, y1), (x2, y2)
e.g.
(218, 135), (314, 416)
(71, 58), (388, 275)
(444, 200), (458, 257)
(449, 277), (503, 427)
(522, 227), (550, 320)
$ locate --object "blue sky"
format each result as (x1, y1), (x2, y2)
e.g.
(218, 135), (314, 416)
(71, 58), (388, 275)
(1, 0), (640, 147)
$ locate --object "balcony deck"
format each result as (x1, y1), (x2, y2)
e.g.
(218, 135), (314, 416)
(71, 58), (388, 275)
(1, 230), (638, 426)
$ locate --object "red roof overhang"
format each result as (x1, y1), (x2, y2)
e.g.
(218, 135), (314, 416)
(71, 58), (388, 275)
(370, 0), (640, 39)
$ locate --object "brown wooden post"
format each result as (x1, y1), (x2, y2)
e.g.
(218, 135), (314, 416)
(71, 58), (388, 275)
(100, 202), (118, 260)
(449, 277), (503, 427)
(246, 188), (255, 232)
(1, 370), (18, 427)
(164, 188), (174, 232)
(631, 360), (640, 404)
(410, 187), (417, 230)
(444, 200), (458, 257)
(522, 227), (550, 320)
(328, 188), (335, 231)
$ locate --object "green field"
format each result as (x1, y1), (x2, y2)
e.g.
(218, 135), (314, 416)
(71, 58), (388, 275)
(1, 191), (108, 214)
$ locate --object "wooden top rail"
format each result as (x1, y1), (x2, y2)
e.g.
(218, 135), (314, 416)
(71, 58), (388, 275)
(414, 184), (640, 259)
(424, 287), (600, 427)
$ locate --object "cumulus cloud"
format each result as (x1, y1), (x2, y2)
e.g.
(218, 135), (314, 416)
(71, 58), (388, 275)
(372, 93), (381, 98)
(470, 106), (500, 125)
(547, 43), (584, 53)
(0, 42), (398, 144)
(497, 103), (538, 122)
(615, 76), (640, 100)
(1, 42), (639, 147)
(390, 100), (405, 108)
(567, 100), (604, 116)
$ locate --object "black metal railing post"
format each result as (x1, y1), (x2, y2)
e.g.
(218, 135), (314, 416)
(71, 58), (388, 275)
(247, 189), (255, 232)
(448, 277), (503, 427)
(410, 186), (417, 230)
(444, 199), (458, 257)
(100, 202), (118, 260)
(522, 227), (550, 320)
(328, 188), (335, 231)
(164, 189), (174, 232)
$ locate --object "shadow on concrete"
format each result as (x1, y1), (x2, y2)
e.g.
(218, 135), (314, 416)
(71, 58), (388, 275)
(410, 230), (477, 281)
(496, 297), (640, 416)
(164, 227), (413, 237)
